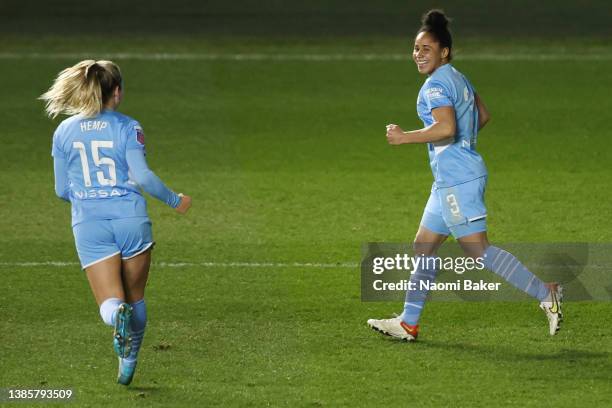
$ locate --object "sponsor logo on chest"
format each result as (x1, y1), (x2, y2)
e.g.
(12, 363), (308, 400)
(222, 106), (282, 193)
(74, 188), (127, 199)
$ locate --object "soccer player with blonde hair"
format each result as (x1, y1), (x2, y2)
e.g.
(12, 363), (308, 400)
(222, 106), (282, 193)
(41, 60), (192, 384)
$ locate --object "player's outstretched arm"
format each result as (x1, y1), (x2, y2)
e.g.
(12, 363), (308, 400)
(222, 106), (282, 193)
(475, 93), (490, 130)
(386, 106), (456, 145)
(126, 149), (190, 213)
(53, 157), (70, 202)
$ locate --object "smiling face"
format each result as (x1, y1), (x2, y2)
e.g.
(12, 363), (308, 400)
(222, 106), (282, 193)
(412, 31), (449, 75)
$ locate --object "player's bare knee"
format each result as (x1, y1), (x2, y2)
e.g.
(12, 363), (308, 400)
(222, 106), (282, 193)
(413, 239), (437, 257)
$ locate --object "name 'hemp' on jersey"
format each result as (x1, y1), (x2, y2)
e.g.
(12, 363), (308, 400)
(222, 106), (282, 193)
(52, 110), (148, 226)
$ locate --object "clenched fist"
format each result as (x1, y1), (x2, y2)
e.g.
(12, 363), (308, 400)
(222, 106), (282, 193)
(386, 124), (406, 145)
(176, 193), (192, 214)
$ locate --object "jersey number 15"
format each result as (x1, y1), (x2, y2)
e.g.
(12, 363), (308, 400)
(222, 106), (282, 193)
(72, 141), (117, 187)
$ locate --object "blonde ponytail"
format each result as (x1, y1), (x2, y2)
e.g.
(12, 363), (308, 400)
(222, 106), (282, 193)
(39, 60), (122, 119)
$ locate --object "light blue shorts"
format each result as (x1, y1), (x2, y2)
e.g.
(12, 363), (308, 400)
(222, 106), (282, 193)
(72, 217), (153, 269)
(420, 177), (487, 239)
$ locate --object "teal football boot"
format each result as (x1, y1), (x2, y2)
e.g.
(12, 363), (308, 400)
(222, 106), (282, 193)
(117, 358), (137, 385)
(113, 303), (133, 358)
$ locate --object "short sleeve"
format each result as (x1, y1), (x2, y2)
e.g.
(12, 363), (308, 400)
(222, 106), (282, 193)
(125, 120), (146, 152)
(423, 80), (453, 110)
(51, 129), (65, 158)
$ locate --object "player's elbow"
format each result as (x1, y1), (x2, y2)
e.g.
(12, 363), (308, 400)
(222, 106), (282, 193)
(481, 112), (491, 126)
(132, 170), (155, 189)
(479, 113), (491, 130)
(431, 120), (455, 141)
(447, 122), (456, 137)
(438, 121), (456, 140)
(132, 169), (162, 195)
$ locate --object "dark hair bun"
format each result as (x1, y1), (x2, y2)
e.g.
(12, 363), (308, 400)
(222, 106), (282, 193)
(85, 62), (103, 78)
(422, 9), (449, 29)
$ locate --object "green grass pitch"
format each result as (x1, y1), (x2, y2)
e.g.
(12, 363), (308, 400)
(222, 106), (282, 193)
(1, 36), (611, 406)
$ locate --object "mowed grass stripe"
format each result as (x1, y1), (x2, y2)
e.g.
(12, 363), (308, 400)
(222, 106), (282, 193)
(2, 52), (612, 61)
(0, 261), (358, 268)
(1, 261), (608, 270)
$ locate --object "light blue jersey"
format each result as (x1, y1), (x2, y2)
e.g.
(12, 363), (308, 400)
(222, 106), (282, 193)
(52, 110), (174, 226)
(416, 63), (487, 188)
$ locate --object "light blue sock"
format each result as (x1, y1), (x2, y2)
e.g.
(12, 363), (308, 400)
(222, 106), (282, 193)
(483, 246), (549, 301)
(401, 256), (438, 326)
(125, 299), (147, 363)
(99, 297), (122, 327)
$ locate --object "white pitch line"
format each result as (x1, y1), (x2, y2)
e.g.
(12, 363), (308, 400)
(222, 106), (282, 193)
(0, 260), (358, 268)
(1, 52), (612, 61)
(0, 261), (607, 269)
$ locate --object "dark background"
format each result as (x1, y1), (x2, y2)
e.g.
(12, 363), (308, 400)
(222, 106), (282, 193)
(1, 0), (611, 37)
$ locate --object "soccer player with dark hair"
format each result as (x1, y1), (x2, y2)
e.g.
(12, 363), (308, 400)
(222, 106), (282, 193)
(367, 10), (562, 341)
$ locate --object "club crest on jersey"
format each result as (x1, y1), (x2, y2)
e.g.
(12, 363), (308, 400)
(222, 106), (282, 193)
(135, 126), (145, 145)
